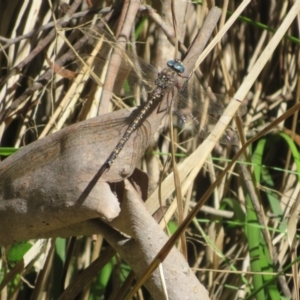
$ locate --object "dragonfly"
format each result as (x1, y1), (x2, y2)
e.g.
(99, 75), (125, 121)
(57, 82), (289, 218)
(74, 28), (246, 177)
(105, 59), (185, 169)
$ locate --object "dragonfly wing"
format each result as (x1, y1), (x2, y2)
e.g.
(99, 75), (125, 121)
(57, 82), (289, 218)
(173, 77), (246, 146)
(76, 27), (158, 102)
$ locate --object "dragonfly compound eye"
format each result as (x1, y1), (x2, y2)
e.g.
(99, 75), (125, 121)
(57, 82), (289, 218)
(167, 59), (185, 73)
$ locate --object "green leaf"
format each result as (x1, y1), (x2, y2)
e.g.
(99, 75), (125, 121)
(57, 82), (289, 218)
(0, 147), (19, 156)
(7, 242), (32, 263)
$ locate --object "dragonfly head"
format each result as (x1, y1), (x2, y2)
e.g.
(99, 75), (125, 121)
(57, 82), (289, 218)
(167, 59), (185, 74)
